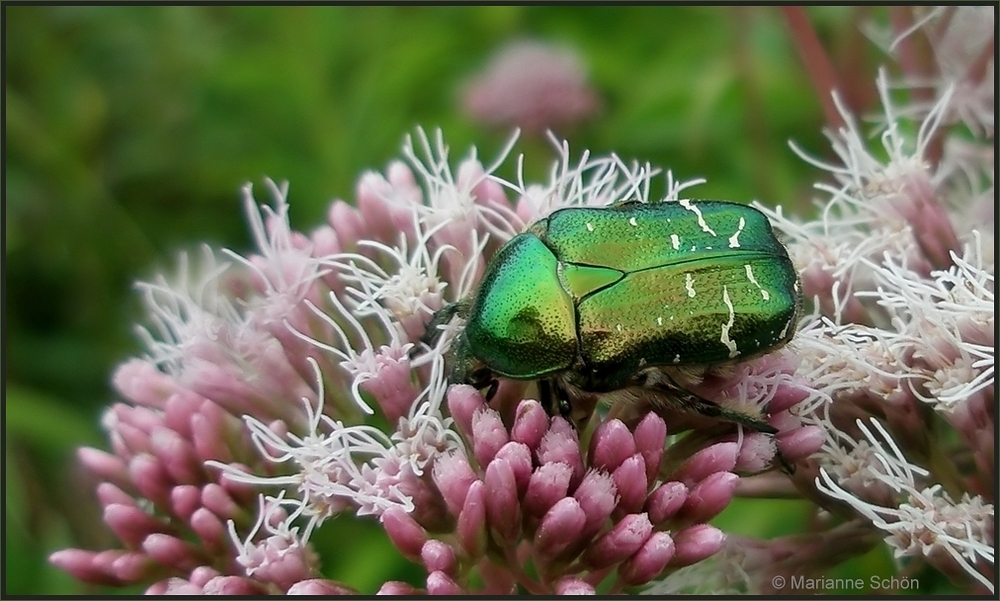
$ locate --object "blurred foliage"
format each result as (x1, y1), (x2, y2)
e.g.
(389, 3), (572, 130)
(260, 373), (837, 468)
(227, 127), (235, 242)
(5, 5), (890, 595)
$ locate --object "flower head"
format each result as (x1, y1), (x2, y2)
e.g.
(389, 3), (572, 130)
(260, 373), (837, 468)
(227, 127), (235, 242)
(461, 40), (602, 134)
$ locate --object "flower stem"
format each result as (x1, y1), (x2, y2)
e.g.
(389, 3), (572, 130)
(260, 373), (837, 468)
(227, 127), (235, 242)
(781, 6), (847, 130)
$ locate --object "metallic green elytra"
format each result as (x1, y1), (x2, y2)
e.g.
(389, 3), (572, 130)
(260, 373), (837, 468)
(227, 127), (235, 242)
(429, 199), (802, 429)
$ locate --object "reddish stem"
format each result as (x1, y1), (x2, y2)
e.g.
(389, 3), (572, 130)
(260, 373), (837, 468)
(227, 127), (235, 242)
(781, 6), (846, 130)
(890, 6), (943, 165)
(965, 33), (995, 85)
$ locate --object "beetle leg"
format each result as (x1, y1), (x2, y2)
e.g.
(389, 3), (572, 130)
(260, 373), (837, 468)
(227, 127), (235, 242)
(537, 378), (575, 422)
(643, 369), (778, 435)
(538, 379), (555, 415)
(421, 301), (467, 348)
(538, 378), (599, 430)
(467, 366), (499, 401)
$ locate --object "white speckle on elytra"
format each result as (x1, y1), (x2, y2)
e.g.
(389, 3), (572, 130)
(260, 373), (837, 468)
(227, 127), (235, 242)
(680, 199), (717, 236)
(720, 285), (740, 358)
(685, 273), (696, 298)
(779, 316), (793, 339)
(616, 323), (623, 332)
(728, 216), (746, 248)
(628, 217), (638, 227)
(586, 222), (594, 232)
(673, 354), (681, 363)
(744, 264), (770, 301)
(670, 234), (680, 250)
(657, 316), (663, 326)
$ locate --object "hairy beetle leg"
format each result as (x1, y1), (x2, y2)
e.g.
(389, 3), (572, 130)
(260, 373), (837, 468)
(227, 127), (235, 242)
(468, 367), (499, 401)
(645, 370), (778, 435)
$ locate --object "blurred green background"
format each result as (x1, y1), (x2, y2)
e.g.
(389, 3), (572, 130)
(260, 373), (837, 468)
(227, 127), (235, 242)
(6, 5), (898, 595)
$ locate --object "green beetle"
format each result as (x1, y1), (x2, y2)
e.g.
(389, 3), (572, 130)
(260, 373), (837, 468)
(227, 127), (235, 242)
(426, 199), (801, 431)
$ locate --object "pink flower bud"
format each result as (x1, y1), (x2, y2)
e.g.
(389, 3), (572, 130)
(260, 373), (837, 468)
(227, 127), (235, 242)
(431, 451), (478, 517)
(583, 512), (653, 569)
(246, 534), (315, 591)
(113, 421), (150, 457)
(573, 469), (618, 537)
(735, 432), (776, 473)
(169, 484), (201, 522)
(111, 359), (178, 409)
(96, 482), (135, 509)
(190, 411), (233, 464)
(670, 524), (725, 567)
(148, 577), (202, 595)
(356, 172), (398, 243)
(534, 497), (586, 559)
(393, 472), (450, 534)
(670, 441), (738, 486)
(447, 385), (487, 440)
(484, 458), (521, 544)
(103, 503), (167, 547)
(494, 441), (533, 494)
(767, 381), (810, 414)
(634, 412), (667, 482)
(327, 200), (367, 250)
(377, 580), (423, 595)
(89, 550), (127, 582)
(472, 407), (509, 466)
(426, 570), (464, 595)
(142, 533), (202, 572)
(618, 531), (675, 585)
(189, 508), (226, 552)
(589, 419), (637, 472)
(646, 481), (688, 525)
(49, 549), (121, 585)
(611, 454), (649, 516)
(201, 483), (240, 520)
(677, 471), (738, 523)
(188, 565), (221, 586)
(896, 172), (960, 269)
(776, 425), (825, 463)
(537, 418), (584, 486)
(115, 403), (162, 433)
(202, 575), (270, 595)
(288, 578), (359, 595)
(555, 577), (596, 595)
(457, 480), (487, 557)
(161, 392), (203, 439)
(360, 351), (421, 424)
(128, 454), (173, 508)
(110, 551), (155, 582)
(150, 427), (202, 484)
(381, 506), (428, 559)
(477, 557), (517, 594)
(511, 399), (550, 451)
(77, 447), (128, 487)
(421, 540), (458, 575)
(460, 158), (512, 211)
(524, 461), (574, 518)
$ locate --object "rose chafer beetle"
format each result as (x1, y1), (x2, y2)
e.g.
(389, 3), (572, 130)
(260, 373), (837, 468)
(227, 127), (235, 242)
(426, 199), (801, 431)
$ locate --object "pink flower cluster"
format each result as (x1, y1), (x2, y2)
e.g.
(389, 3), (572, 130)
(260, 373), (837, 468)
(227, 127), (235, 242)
(376, 387), (771, 594)
(462, 40), (601, 135)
